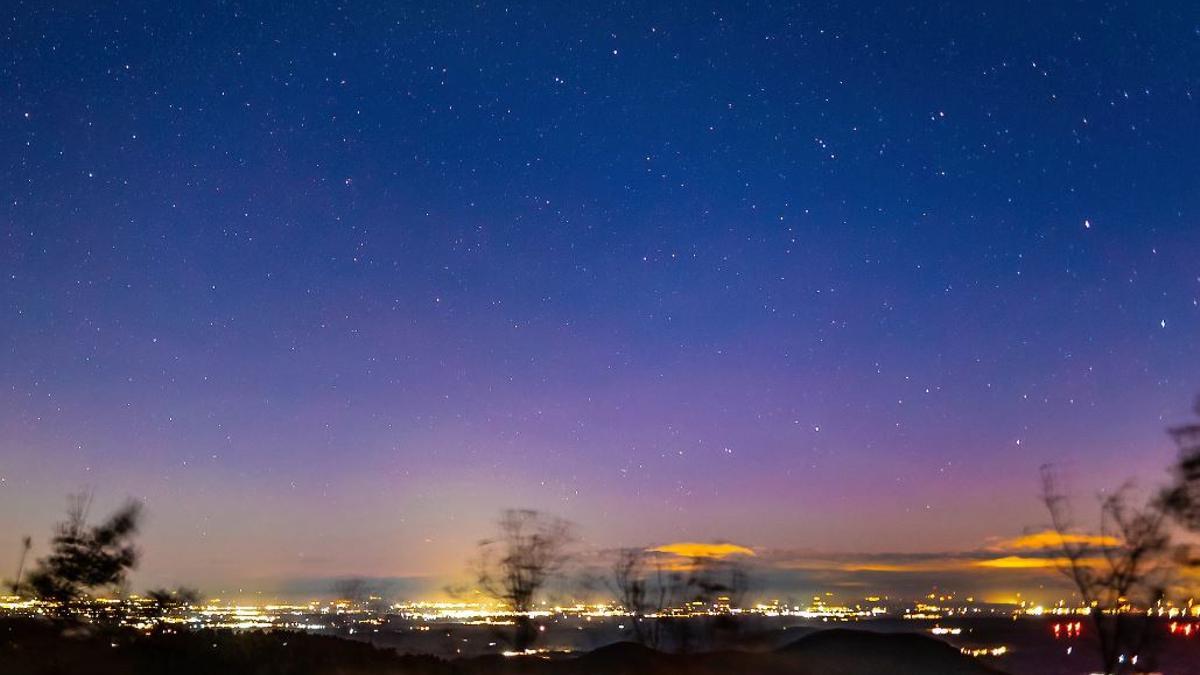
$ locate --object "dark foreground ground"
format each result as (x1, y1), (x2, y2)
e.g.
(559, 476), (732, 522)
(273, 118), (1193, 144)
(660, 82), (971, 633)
(6, 616), (1200, 675)
(1, 618), (1002, 675)
(342, 614), (1200, 675)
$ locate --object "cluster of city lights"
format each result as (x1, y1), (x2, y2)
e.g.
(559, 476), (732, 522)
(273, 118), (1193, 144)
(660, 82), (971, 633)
(961, 646), (1008, 657)
(4, 591), (1198, 639)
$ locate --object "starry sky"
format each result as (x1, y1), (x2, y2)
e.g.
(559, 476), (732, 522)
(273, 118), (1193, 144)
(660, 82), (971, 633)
(1, 1), (1198, 599)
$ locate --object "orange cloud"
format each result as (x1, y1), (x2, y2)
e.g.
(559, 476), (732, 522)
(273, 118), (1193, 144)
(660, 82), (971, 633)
(767, 547), (1102, 575)
(991, 530), (1120, 552)
(973, 555), (1106, 569)
(973, 555), (1061, 569)
(712, 532), (1131, 579)
(650, 542), (755, 559)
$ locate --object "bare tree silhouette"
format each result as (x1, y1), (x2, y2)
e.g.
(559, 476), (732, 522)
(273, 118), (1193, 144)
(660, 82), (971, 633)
(330, 576), (389, 627)
(24, 493), (143, 615)
(1040, 465), (1172, 675)
(605, 547), (657, 646)
(333, 577), (374, 605)
(7, 535), (31, 595)
(474, 509), (574, 652)
(1163, 398), (1200, 544)
(145, 586), (200, 630)
(657, 553), (750, 653)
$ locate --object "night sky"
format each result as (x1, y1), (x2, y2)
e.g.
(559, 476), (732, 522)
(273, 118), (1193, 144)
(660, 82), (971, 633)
(2, 1), (1198, 599)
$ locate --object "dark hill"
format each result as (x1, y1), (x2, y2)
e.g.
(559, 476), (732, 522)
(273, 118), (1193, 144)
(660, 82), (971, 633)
(778, 628), (1004, 675)
(1, 619), (1007, 675)
(572, 641), (670, 671)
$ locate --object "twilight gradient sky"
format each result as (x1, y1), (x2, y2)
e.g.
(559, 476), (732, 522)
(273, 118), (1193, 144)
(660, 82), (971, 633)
(1, 1), (1198, 598)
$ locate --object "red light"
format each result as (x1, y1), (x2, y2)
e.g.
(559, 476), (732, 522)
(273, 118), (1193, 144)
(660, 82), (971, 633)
(1053, 622), (1082, 638)
(1168, 622), (1195, 638)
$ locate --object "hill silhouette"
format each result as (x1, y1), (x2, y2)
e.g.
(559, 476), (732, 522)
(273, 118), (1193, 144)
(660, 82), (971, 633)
(777, 628), (1005, 675)
(1, 618), (1006, 675)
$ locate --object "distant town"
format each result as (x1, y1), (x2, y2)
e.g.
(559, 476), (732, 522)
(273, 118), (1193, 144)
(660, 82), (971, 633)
(4, 591), (1198, 634)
